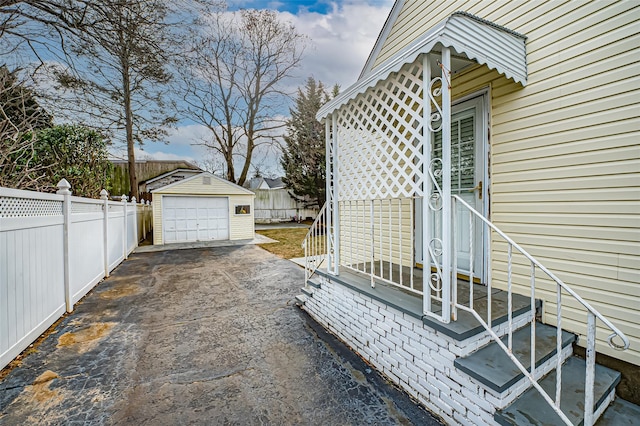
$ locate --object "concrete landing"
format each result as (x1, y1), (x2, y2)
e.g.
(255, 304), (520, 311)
(315, 268), (534, 341)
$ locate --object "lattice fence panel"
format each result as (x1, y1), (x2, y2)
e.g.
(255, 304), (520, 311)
(0, 196), (63, 218)
(336, 60), (424, 201)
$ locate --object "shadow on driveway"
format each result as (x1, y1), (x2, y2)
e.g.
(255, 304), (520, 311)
(0, 245), (442, 425)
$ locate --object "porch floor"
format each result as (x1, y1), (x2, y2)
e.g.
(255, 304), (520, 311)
(314, 265), (535, 341)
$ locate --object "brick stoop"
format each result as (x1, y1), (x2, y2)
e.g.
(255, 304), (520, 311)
(301, 269), (634, 425)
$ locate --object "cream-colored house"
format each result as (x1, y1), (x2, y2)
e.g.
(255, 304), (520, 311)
(300, 1), (639, 425)
(151, 172), (254, 245)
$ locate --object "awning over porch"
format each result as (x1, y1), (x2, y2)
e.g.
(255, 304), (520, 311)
(317, 11), (527, 120)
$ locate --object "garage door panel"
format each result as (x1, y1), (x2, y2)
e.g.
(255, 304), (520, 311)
(163, 196), (229, 243)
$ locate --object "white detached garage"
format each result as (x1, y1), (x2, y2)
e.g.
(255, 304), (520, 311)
(151, 172), (255, 245)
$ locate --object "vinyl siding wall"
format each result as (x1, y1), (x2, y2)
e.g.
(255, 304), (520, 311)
(371, 0), (640, 364)
(152, 175), (255, 244)
(229, 195), (255, 240)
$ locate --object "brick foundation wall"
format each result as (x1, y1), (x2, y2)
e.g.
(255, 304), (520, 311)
(302, 275), (532, 425)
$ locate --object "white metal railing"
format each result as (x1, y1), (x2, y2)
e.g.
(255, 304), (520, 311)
(302, 192), (629, 425)
(451, 195), (629, 426)
(339, 197), (422, 294)
(302, 203), (329, 285)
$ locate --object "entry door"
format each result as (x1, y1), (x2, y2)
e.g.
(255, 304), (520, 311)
(416, 95), (486, 281)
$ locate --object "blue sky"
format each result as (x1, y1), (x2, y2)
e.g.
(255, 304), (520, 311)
(133, 0), (395, 175)
(227, 0), (392, 14)
(228, 0), (335, 14)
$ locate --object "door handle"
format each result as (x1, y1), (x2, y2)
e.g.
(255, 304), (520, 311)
(469, 181), (483, 199)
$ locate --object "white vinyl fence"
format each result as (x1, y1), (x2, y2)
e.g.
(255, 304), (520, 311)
(0, 179), (152, 370)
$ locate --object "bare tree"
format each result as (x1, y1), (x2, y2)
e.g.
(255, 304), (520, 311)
(180, 6), (306, 186)
(0, 1), (98, 63)
(43, 0), (179, 199)
(2, 1), (213, 199)
(0, 65), (52, 189)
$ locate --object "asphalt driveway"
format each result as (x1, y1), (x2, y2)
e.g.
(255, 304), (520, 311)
(0, 245), (441, 425)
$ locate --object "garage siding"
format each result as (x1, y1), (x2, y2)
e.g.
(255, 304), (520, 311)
(229, 195), (255, 240)
(152, 173), (255, 245)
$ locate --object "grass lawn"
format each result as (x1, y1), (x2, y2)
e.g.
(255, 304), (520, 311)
(257, 227), (324, 259)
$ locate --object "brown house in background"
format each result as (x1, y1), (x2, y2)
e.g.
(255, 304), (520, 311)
(109, 159), (201, 201)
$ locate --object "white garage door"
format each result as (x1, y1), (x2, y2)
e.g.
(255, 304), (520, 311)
(163, 196), (229, 243)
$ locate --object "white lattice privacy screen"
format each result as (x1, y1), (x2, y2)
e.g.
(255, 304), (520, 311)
(0, 196), (63, 218)
(335, 60), (425, 201)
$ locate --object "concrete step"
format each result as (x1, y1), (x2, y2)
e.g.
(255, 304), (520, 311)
(495, 356), (621, 425)
(455, 322), (576, 394)
(301, 287), (314, 298)
(295, 294), (307, 305)
(595, 397), (640, 425)
(422, 289), (537, 341)
(307, 277), (322, 289)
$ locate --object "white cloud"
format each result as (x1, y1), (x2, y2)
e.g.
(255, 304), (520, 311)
(117, 1), (395, 172)
(282, 1), (393, 90)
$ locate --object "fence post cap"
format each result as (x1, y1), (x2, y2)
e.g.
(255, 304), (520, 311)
(121, 195), (127, 202)
(56, 179), (72, 195)
(131, 196), (137, 203)
(100, 189), (109, 199)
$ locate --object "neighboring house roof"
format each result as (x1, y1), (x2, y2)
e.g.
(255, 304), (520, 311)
(263, 177), (285, 189)
(151, 171), (255, 196)
(245, 177), (286, 190)
(141, 169), (198, 184)
(245, 177), (269, 190)
(142, 169), (203, 193)
(317, 11), (527, 120)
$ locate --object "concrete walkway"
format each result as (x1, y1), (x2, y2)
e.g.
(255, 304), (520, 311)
(135, 233), (276, 253)
(0, 245), (441, 425)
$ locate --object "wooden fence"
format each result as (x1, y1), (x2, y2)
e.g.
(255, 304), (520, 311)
(0, 179), (152, 370)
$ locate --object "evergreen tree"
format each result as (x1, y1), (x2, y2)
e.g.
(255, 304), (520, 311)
(281, 77), (336, 208)
(33, 124), (112, 198)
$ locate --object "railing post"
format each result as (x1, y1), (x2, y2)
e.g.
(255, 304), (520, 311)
(122, 195), (127, 259)
(101, 189), (109, 278)
(452, 196), (457, 321)
(422, 54), (432, 315)
(370, 200), (375, 288)
(584, 312), (596, 426)
(57, 179), (73, 313)
(325, 119), (333, 273)
(441, 46), (452, 322)
(332, 112), (340, 275)
(304, 240), (308, 286)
